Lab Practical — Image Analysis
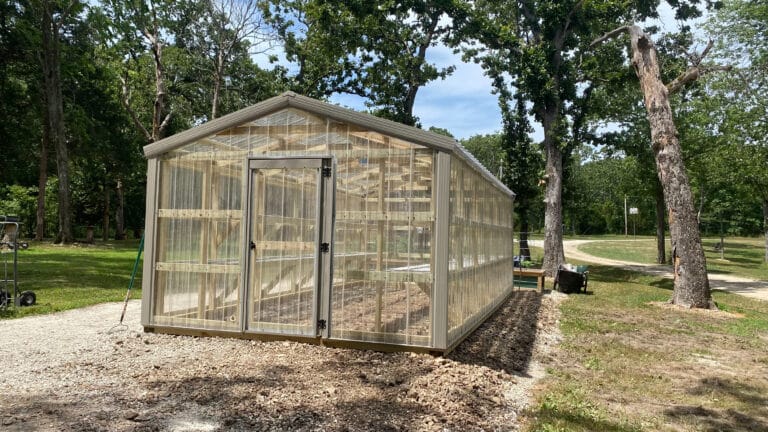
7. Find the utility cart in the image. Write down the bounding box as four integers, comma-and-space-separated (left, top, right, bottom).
0, 216, 34, 309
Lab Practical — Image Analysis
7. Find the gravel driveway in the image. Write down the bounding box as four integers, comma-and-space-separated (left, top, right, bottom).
0, 290, 564, 431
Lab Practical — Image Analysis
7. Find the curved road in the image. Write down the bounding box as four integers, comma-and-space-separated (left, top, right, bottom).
531, 239, 768, 302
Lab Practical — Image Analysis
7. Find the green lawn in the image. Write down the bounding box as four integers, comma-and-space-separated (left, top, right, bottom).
578, 236, 768, 281
0, 240, 143, 318
524, 265, 768, 431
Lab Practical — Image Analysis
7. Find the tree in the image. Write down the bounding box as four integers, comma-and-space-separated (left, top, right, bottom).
263, 0, 461, 125
707, 0, 768, 262
38, 0, 83, 244
461, 133, 504, 178
98, 0, 177, 144
591, 25, 723, 308
461, 0, 641, 275
462, 1, 722, 277
0, 2, 47, 239
177, 0, 275, 120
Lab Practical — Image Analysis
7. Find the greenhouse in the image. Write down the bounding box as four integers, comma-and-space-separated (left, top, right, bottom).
141, 92, 516, 353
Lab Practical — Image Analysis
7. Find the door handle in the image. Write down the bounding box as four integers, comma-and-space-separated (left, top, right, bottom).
249, 240, 256, 251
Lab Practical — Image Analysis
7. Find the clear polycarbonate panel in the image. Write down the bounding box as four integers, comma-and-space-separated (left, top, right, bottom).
330, 136, 434, 346
247, 166, 319, 335
152, 108, 437, 345
152, 155, 243, 330
446, 157, 515, 346
196, 108, 434, 345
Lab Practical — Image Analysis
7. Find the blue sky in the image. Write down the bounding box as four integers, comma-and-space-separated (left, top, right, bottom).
330, 44, 503, 141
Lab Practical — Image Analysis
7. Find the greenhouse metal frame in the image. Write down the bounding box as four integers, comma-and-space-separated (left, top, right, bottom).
141, 92, 516, 353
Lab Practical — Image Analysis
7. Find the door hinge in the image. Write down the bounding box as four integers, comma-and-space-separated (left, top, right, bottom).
320, 242, 330, 253
317, 319, 327, 330
322, 166, 332, 178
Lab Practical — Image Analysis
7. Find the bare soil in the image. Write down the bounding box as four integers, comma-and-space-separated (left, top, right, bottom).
0, 290, 565, 431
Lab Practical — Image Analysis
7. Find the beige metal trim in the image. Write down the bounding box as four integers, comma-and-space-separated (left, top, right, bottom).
431, 152, 451, 350
141, 159, 159, 327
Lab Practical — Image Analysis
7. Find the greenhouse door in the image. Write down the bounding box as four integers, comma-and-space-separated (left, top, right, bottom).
244, 158, 333, 337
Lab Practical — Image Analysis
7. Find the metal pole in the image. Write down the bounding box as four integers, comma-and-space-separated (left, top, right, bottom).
624, 196, 628, 237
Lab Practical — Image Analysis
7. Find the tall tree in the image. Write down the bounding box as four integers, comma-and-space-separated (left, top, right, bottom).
591, 25, 726, 308
462, 1, 720, 276
38, 0, 82, 244
0, 2, 46, 238
462, 1, 636, 275
501, 95, 544, 258
177, 0, 275, 120
99, 0, 177, 144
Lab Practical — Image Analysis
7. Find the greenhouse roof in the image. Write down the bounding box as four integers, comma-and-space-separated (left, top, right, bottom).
143, 92, 513, 197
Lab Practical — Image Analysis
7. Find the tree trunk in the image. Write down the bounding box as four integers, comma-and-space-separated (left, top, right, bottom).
627, 25, 712, 308
541, 109, 565, 276
519, 216, 531, 260
102, 183, 110, 241
115, 179, 125, 240
655, 181, 666, 264
763, 198, 767, 264
36, 118, 49, 241
211, 45, 227, 120
41, 1, 72, 244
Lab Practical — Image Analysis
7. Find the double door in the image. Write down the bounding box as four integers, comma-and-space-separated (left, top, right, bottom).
244, 158, 333, 337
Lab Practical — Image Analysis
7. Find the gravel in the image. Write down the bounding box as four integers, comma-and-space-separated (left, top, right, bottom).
0, 290, 565, 431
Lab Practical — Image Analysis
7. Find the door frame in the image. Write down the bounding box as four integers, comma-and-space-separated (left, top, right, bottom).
240, 156, 334, 338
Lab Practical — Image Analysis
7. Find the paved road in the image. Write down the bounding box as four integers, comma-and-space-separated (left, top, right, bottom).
531, 239, 768, 302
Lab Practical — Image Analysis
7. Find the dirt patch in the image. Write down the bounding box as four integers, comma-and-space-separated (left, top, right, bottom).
647, 301, 745, 319
0, 290, 566, 431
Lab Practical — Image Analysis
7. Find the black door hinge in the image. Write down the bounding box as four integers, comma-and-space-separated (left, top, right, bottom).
320, 242, 330, 253
317, 319, 327, 330
322, 166, 332, 178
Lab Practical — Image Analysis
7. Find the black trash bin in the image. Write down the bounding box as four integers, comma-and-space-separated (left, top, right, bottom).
554, 265, 588, 294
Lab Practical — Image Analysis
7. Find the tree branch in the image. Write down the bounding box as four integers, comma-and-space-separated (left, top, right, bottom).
158, 112, 173, 136
590, 25, 630, 48
666, 40, 731, 94
120, 75, 152, 142
666, 67, 700, 94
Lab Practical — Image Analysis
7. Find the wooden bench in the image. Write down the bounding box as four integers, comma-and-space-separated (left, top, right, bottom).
513, 268, 546, 292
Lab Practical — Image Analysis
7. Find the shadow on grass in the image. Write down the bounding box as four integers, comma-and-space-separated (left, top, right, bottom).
535, 405, 642, 432
649, 278, 674, 291
584, 264, 671, 289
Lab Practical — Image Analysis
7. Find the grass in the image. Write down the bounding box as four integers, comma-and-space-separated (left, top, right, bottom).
0, 240, 143, 319
524, 263, 768, 432
579, 236, 768, 281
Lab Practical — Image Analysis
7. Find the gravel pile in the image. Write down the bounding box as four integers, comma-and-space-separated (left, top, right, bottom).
0, 290, 564, 431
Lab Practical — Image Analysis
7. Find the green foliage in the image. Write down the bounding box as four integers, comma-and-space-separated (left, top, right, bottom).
565, 154, 654, 235
263, 0, 462, 125
461, 133, 504, 178
0, 185, 36, 226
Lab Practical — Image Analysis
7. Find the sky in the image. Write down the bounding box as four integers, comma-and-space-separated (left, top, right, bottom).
330, 45, 503, 141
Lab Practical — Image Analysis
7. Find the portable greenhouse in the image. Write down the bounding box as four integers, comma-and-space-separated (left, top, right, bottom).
141, 92, 515, 353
